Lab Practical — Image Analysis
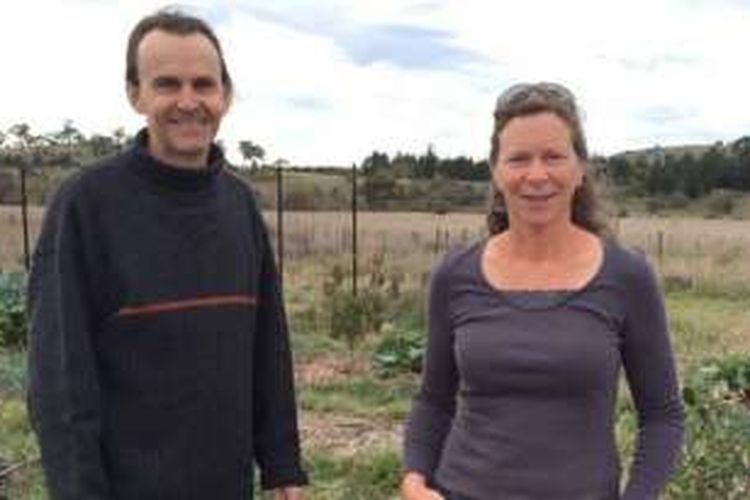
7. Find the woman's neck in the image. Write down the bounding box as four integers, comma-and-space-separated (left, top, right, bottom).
501, 221, 585, 262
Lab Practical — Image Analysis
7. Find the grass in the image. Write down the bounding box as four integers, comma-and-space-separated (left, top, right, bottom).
299, 376, 415, 422
0, 350, 25, 398
2, 209, 750, 498
667, 291, 750, 373
302, 448, 400, 500
0, 206, 43, 273
0, 351, 44, 499
2, 288, 749, 498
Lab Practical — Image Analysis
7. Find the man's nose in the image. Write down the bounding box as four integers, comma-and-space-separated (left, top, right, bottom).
176, 86, 200, 110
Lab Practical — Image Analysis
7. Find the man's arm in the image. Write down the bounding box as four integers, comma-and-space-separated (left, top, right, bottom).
250, 207, 308, 491
27, 194, 112, 500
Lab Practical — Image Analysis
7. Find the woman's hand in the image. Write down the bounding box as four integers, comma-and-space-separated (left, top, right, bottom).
401, 472, 445, 500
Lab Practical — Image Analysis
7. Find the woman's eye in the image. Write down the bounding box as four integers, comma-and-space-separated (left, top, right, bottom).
506, 155, 528, 165
545, 153, 567, 162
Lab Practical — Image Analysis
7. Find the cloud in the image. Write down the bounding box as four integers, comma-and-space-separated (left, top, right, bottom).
284, 95, 331, 111
638, 106, 696, 126
236, 3, 482, 70
1, 0, 749, 165
614, 55, 700, 73
340, 24, 482, 70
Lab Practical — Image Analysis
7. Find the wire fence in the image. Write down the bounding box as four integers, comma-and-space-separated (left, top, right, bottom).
4, 165, 750, 297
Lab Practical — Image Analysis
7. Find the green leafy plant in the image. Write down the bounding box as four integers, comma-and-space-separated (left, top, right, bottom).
682, 353, 750, 409
667, 354, 750, 499
372, 324, 425, 378
322, 256, 400, 357
0, 273, 27, 349
327, 289, 368, 354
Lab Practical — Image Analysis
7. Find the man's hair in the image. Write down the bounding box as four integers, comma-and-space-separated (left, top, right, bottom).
125, 9, 233, 95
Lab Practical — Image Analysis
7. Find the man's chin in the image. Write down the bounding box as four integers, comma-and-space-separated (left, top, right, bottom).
171, 140, 212, 158
155, 143, 212, 168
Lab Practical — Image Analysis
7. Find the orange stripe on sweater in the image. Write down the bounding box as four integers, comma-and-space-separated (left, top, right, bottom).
116, 295, 258, 317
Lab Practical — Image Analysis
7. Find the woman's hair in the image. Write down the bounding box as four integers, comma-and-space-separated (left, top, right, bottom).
486, 82, 609, 235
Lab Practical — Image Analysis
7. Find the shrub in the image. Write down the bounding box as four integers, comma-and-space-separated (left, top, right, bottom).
667, 354, 750, 499
327, 289, 369, 353
372, 324, 425, 377
683, 354, 750, 408
704, 190, 738, 218
0, 272, 27, 349
322, 254, 406, 355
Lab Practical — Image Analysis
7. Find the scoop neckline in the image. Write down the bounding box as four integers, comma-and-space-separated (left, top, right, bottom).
474, 236, 609, 311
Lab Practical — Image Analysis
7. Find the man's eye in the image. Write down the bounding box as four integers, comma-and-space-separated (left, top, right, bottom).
153, 78, 180, 90
194, 78, 217, 91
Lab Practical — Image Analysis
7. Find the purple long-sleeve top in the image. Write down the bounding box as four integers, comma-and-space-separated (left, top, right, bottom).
404, 238, 684, 500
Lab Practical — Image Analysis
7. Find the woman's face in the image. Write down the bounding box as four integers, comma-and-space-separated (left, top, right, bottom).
493, 111, 584, 231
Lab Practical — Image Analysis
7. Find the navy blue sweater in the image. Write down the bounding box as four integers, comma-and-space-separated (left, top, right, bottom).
27, 131, 306, 499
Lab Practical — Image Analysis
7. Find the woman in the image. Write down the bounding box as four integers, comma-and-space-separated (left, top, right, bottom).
401, 82, 684, 500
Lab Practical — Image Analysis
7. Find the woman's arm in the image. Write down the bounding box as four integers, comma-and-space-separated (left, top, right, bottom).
620, 253, 685, 499
403, 257, 459, 488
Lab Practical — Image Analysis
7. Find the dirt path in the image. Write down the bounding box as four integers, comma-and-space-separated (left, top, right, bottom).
299, 411, 403, 457
295, 355, 405, 456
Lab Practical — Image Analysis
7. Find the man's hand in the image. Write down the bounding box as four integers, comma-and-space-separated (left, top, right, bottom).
400, 472, 445, 500
271, 486, 304, 499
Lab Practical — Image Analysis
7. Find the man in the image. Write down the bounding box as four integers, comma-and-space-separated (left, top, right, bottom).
27, 10, 306, 500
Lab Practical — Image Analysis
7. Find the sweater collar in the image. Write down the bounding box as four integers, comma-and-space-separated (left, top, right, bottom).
127, 128, 225, 191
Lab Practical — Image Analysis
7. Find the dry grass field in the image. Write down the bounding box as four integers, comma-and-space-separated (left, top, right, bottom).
0, 206, 43, 273
3, 204, 750, 289
5, 204, 749, 365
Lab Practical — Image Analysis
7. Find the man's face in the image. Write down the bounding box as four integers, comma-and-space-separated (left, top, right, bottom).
128, 29, 229, 168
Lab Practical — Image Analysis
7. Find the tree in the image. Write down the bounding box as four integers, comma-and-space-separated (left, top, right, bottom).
415, 144, 438, 179
111, 127, 130, 151
9, 123, 32, 146
271, 158, 289, 169
730, 137, 750, 190
54, 120, 84, 148
361, 151, 390, 175
238, 140, 265, 169
87, 134, 118, 159
0, 130, 6, 165
363, 171, 399, 209
701, 147, 733, 190
606, 156, 634, 186
8, 123, 46, 165
438, 155, 486, 181
49, 119, 85, 166
731, 136, 750, 159
391, 152, 418, 178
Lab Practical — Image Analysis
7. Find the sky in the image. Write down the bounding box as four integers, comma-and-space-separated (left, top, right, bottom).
1, 0, 749, 166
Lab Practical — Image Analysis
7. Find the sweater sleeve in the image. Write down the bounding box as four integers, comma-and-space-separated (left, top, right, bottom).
403, 256, 458, 480
619, 253, 685, 500
250, 207, 308, 490
26, 194, 113, 500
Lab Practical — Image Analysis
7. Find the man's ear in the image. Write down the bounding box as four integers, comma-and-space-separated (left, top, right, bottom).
127, 83, 142, 113
221, 87, 232, 115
